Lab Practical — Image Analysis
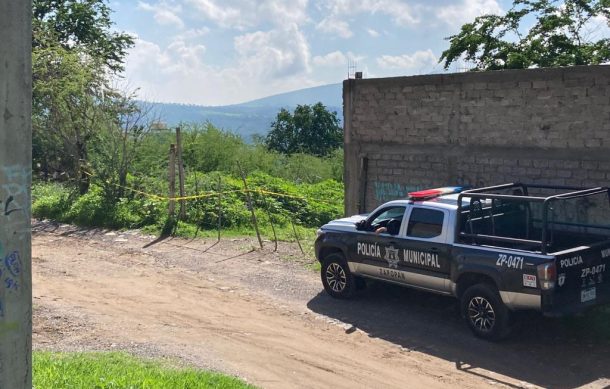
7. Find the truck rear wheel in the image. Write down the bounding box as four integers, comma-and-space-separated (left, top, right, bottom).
321, 253, 356, 299
461, 283, 511, 341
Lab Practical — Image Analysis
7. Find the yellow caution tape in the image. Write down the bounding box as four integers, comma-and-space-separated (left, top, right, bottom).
81, 170, 340, 205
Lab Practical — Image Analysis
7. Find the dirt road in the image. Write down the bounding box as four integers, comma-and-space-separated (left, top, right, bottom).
32, 221, 610, 389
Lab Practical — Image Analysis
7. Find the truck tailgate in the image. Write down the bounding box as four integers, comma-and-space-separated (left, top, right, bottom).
542, 241, 610, 316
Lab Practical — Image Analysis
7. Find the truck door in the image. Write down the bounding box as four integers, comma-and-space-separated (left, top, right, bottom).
394, 206, 452, 292
349, 205, 408, 278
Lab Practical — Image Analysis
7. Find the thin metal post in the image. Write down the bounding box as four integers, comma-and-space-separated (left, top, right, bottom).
176, 126, 186, 220
291, 221, 304, 254
217, 176, 222, 242
261, 191, 278, 252
237, 162, 263, 250
168, 144, 176, 218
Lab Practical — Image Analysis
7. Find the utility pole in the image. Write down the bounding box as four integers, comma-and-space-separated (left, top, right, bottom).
0, 1, 32, 387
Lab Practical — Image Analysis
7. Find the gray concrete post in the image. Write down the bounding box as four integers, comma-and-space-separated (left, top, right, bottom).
0, 0, 32, 387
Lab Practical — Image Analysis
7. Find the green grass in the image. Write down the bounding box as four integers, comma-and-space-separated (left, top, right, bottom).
33, 351, 255, 389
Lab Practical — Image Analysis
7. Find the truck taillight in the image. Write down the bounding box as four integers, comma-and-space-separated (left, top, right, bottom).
537, 262, 556, 290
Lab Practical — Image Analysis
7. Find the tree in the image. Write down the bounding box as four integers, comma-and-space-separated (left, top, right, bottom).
33, 0, 133, 72
32, 41, 103, 192
440, 0, 610, 70
32, 0, 137, 194
265, 103, 343, 157
89, 95, 156, 199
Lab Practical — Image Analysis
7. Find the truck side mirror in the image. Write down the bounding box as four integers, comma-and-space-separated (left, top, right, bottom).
355, 220, 368, 231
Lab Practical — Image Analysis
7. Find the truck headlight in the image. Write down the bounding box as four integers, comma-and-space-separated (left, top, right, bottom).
316, 229, 324, 238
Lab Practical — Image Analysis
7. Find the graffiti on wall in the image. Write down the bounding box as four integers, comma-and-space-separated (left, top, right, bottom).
373, 181, 422, 202
0, 164, 30, 320
1, 165, 29, 219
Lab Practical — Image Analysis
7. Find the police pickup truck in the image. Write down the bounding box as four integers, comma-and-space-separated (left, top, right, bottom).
315, 183, 610, 340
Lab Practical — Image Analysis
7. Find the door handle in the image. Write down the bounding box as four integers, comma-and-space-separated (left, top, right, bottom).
430, 247, 439, 253
389, 241, 397, 246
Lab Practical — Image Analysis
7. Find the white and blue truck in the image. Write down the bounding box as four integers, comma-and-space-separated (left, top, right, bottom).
315, 183, 610, 340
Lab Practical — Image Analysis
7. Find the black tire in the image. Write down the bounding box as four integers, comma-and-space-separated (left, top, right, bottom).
461, 283, 511, 341
321, 253, 356, 299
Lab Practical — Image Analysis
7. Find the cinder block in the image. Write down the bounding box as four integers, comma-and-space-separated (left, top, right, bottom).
532, 81, 548, 89
346, 67, 610, 209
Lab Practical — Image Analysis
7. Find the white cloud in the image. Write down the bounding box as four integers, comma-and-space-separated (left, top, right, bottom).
313, 51, 347, 67
314, 0, 418, 38
312, 51, 365, 67
234, 25, 311, 79
437, 0, 503, 27
187, 0, 309, 29
316, 17, 353, 38
366, 28, 380, 37
377, 49, 437, 71
181, 27, 211, 39
582, 14, 610, 42
125, 38, 224, 104
124, 23, 321, 106
137, 1, 184, 28
186, 0, 241, 28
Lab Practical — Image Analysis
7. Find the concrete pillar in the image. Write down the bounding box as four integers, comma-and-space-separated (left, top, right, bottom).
343, 78, 360, 216
0, 0, 32, 387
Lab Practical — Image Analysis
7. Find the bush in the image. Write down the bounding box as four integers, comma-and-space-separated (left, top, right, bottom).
32, 182, 73, 221
33, 122, 346, 234
33, 169, 344, 234
132, 123, 344, 184
65, 185, 108, 226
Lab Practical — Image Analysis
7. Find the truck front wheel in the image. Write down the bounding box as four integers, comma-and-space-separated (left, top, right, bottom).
321, 253, 356, 299
461, 283, 511, 341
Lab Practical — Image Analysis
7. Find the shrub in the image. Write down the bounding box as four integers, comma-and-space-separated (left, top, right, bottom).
32, 182, 74, 221
33, 169, 344, 233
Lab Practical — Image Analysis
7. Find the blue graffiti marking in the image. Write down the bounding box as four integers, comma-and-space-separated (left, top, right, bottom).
4, 277, 18, 291
0, 300, 3, 318
373, 182, 422, 202
4, 251, 21, 277
374, 182, 405, 202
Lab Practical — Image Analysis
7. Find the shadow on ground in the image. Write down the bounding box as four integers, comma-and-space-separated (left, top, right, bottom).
307, 281, 610, 388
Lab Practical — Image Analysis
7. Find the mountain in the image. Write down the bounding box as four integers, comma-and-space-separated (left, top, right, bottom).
235, 83, 341, 108
143, 83, 343, 140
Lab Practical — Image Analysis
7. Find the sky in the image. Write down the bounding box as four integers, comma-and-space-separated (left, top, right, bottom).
110, 0, 515, 106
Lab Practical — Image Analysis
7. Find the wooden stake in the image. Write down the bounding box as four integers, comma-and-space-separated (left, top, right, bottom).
261, 190, 278, 252
191, 171, 201, 240
291, 220, 304, 254
168, 144, 176, 218
217, 175, 222, 242
237, 161, 263, 250
176, 126, 186, 220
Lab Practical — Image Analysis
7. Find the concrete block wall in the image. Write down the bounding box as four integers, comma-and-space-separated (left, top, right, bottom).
343, 65, 610, 215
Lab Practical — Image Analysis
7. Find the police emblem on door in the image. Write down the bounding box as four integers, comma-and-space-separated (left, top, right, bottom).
558, 273, 566, 287
384, 246, 400, 269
